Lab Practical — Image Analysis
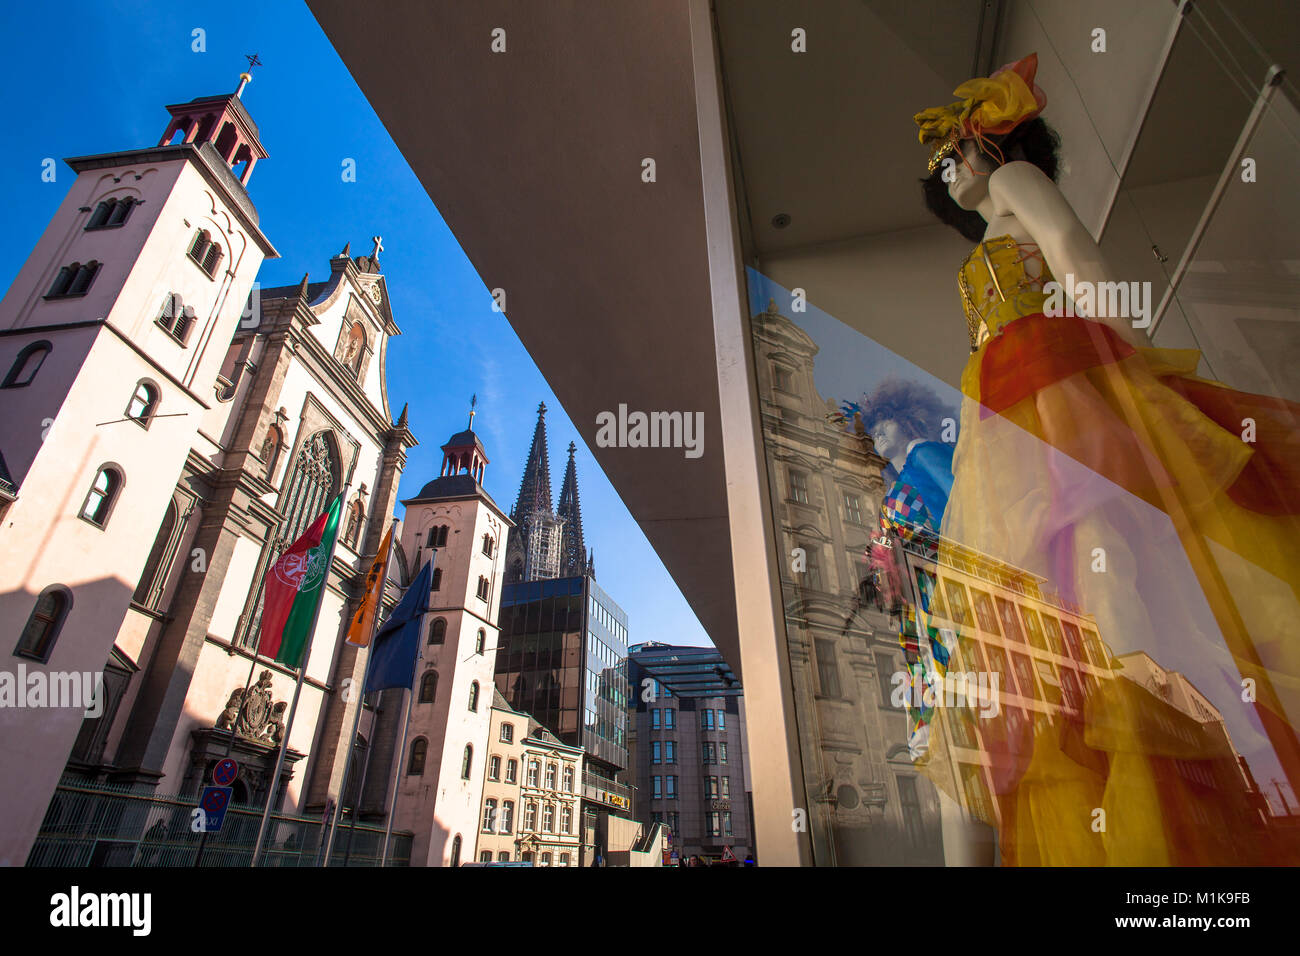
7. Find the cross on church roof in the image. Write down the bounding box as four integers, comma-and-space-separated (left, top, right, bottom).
371, 236, 384, 260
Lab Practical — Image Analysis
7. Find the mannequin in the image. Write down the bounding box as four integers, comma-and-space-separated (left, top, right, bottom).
908, 54, 1300, 866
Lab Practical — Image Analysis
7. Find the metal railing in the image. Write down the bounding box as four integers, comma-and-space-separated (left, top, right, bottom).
27, 777, 412, 867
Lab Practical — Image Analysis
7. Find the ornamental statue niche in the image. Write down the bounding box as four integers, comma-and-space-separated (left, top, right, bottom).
215, 670, 284, 743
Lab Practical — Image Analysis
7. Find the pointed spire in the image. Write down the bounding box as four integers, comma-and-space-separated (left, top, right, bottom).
396, 402, 409, 428
511, 403, 553, 520
339, 241, 351, 258
297, 272, 310, 299
468, 393, 477, 430
586, 548, 596, 579
557, 441, 587, 576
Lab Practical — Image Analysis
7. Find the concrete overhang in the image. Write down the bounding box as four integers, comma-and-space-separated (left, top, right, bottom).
305, 0, 993, 678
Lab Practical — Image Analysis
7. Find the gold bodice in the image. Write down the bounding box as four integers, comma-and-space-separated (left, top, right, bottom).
958, 235, 1055, 351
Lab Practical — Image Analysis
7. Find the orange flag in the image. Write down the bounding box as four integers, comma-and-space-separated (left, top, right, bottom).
346, 525, 393, 646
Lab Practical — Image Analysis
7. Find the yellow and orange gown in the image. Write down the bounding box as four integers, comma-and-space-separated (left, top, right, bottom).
917, 235, 1300, 865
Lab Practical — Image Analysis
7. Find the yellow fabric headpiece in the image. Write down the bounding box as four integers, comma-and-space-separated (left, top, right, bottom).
915, 53, 1047, 172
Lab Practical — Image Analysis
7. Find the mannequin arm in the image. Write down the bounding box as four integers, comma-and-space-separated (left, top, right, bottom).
988, 161, 1150, 348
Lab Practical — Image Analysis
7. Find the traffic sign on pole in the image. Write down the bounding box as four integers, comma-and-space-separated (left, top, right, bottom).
195, 786, 234, 833
213, 758, 239, 787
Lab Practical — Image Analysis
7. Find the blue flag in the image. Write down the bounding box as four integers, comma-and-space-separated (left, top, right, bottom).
365, 556, 433, 693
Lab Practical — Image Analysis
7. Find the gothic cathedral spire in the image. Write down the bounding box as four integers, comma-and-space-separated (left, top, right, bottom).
557, 441, 587, 577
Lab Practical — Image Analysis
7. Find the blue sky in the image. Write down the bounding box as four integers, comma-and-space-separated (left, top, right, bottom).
1, 0, 712, 647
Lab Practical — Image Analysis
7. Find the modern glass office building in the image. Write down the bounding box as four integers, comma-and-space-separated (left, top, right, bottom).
495, 574, 631, 780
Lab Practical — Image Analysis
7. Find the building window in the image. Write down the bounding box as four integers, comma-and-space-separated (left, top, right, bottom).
560, 852, 570, 867
524, 802, 537, 831
85, 197, 137, 230
723, 811, 733, 836
476, 576, 490, 602
708, 811, 721, 837
814, 638, 842, 698
427, 524, 449, 548
479, 850, 492, 863
522, 851, 534, 864
562, 805, 573, 834
664, 740, 676, 763
705, 776, 718, 798
407, 738, 427, 775
431, 567, 443, 591
481, 533, 494, 557
483, 799, 498, 833
488, 755, 501, 780
125, 380, 160, 427
772, 364, 794, 392
500, 801, 514, 833
703, 742, 715, 765
132, 499, 181, 610
154, 292, 195, 344
46, 260, 101, 298
527, 760, 539, 787
789, 469, 810, 505
719, 742, 728, 764
418, 669, 438, 703
461, 744, 473, 779
543, 802, 555, 832
279, 431, 339, 546
666, 776, 677, 800
15, 586, 73, 663
449, 835, 462, 868
716, 709, 726, 731
475, 629, 486, 655
498, 851, 511, 863
843, 492, 864, 524
653, 776, 662, 799
79, 465, 124, 528
500, 723, 514, 743
563, 765, 574, 792
801, 543, 823, 591
506, 759, 517, 784
540, 851, 552, 867
188, 229, 224, 278
665, 708, 675, 730
721, 775, 730, 798
468, 681, 480, 712
544, 763, 557, 790
652, 741, 661, 764
651, 708, 661, 730
701, 709, 714, 731
2, 340, 52, 388
428, 617, 447, 645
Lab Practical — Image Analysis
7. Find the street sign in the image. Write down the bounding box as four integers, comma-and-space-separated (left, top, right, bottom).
196, 786, 234, 832
212, 757, 239, 787
720, 845, 738, 863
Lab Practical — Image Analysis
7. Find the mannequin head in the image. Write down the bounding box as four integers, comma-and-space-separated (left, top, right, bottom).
920, 117, 1062, 241
861, 378, 956, 462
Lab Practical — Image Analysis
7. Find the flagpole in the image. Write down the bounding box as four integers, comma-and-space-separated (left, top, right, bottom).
380, 548, 435, 867
250, 487, 350, 867
324, 517, 398, 866
379, 685, 416, 867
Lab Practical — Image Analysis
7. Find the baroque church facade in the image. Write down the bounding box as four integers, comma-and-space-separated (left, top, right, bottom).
0, 74, 419, 864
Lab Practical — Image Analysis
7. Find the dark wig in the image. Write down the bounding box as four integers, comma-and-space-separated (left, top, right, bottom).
859, 377, 958, 445
920, 117, 1062, 242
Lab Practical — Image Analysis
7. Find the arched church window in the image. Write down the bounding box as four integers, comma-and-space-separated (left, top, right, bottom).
345, 498, 365, 549
419, 670, 438, 703
16, 585, 73, 663
80, 465, 124, 528
2, 340, 52, 388
407, 737, 427, 776
279, 431, 339, 547
126, 380, 160, 427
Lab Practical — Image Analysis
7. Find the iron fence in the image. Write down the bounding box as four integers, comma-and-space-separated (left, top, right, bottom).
27, 778, 411, 867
